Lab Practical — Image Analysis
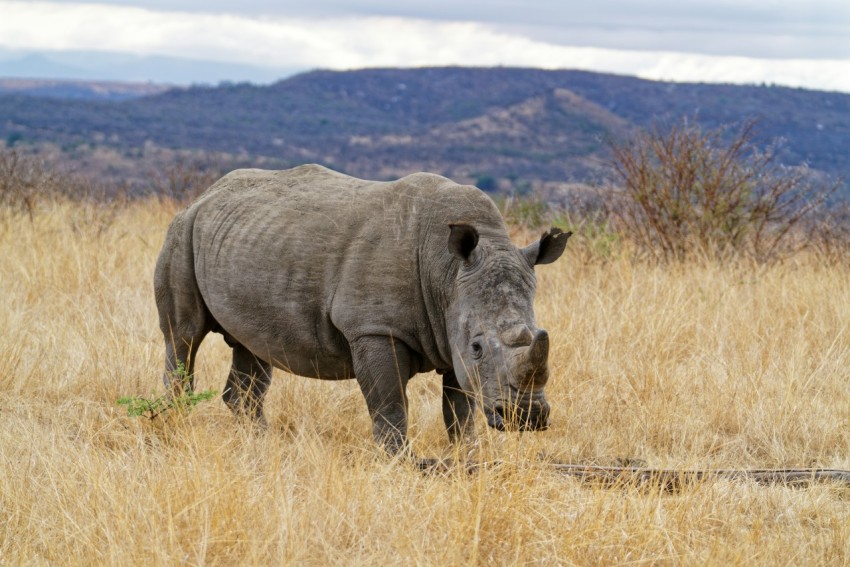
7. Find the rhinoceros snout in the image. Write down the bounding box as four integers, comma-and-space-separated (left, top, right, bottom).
487, 399, 550, 432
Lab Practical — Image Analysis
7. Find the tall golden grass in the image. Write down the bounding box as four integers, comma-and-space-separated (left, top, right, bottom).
2, 197, 849, 565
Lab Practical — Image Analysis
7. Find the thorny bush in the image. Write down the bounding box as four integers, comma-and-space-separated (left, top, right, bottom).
606, 119, 840, 263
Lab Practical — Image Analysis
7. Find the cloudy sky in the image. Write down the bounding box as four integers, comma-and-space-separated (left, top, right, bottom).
0, 0, 849, 91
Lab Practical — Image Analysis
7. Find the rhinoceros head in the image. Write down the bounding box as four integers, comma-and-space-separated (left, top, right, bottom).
446, 224, 570, 432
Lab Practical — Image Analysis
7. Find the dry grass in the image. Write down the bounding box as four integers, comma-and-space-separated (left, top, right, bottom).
2, 198, 850, 565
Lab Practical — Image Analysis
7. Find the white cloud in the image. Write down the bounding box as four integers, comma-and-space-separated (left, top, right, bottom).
1, 0, 849, 91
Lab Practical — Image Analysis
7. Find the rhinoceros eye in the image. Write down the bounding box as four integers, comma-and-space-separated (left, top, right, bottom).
471, 341, 483, 359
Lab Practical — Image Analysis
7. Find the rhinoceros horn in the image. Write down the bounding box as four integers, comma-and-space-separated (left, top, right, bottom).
529, 329, 549, 372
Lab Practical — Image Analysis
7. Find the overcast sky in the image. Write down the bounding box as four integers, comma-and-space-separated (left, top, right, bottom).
1, 0, 849, 91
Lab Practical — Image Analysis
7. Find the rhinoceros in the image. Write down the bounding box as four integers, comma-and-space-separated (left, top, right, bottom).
154, 164, 569, 460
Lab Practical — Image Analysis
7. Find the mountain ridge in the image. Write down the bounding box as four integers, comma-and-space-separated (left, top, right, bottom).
1, 66, 847, 192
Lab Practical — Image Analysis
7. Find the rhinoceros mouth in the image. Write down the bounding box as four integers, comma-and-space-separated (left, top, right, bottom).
485, 400, 550, 432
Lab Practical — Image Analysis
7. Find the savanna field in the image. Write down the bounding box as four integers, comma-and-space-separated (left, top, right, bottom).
2, 194, 850, 565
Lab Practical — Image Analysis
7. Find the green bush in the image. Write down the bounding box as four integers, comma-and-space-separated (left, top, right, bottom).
552, 211, 621, 263
495, 193, 549, 229
118, 361, 218, 419
475, 174, 497, 192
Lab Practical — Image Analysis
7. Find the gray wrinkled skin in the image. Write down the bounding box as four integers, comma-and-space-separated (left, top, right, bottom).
154, 164, 570, 460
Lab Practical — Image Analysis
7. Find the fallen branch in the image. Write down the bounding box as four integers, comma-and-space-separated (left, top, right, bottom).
461, 460, 850, 490
545, 463, 850, 490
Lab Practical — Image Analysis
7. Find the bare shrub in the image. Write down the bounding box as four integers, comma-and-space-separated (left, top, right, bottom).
149, 155, 222, 203
1, 148, 128, 216
0, 148, 62, 220
807, 200, 850, 265
606, 119, 838, 262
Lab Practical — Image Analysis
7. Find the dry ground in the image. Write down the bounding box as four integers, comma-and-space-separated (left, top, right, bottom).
2, 198, 849, 565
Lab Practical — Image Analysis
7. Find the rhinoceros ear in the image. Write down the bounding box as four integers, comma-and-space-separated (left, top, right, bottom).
523, 227, 571, 266
448, 223, 479, 262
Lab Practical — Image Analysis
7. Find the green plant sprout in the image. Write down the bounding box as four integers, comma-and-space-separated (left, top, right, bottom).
117, 361, 218, 419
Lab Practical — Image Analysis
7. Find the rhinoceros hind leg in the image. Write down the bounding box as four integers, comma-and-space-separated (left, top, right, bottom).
155, 217, 211, 396
156, 289, 210, 396
223, 342, 272, 426
162, 334, 207, 395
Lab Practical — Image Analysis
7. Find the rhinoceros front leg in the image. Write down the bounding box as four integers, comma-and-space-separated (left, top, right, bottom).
441, 370, 476, 444
223, 343, 272, 427
350, 335, 412, 457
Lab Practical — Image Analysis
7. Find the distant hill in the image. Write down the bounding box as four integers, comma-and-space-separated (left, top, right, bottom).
1, 67, 848, 193
0, 78, 172, 101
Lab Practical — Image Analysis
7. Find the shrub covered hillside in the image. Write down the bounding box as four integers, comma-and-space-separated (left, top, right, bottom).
3, 67, 850, 195
2, 134, 850, 564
